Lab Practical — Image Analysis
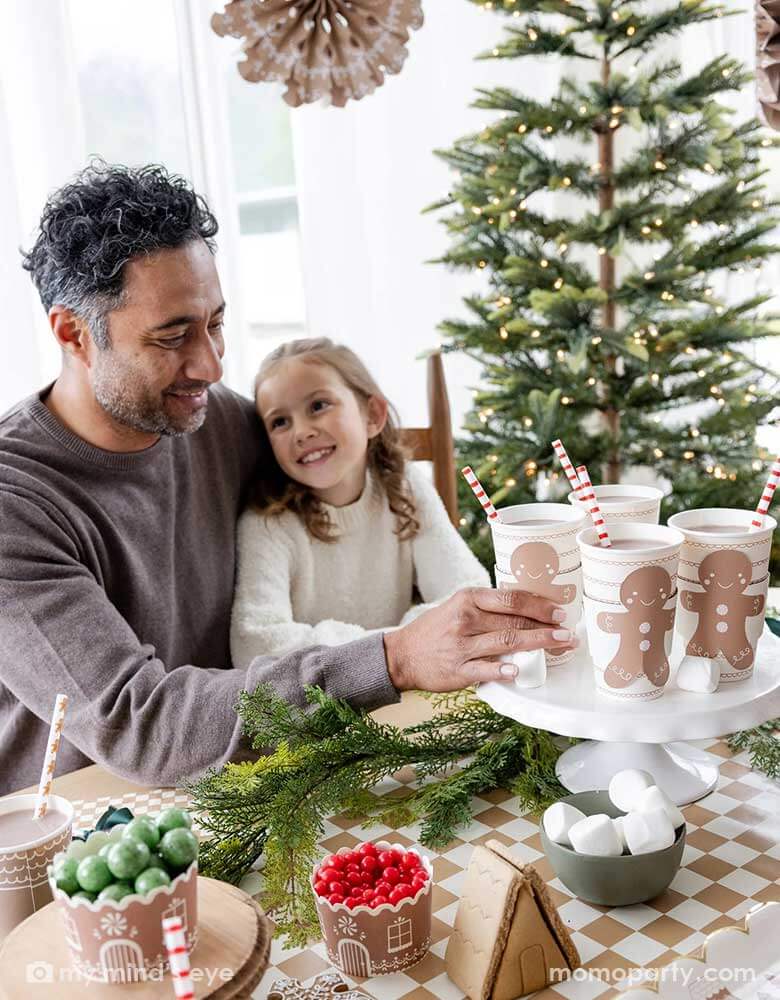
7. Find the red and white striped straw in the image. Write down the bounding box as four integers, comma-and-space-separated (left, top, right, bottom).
163, 916, 195, 999
33, 693, 68, 820
461, 466, 499, 520
551, 440, 588, 497
576, 463, 592, 489
576, 465, 612, 547
750, 455, 780, 530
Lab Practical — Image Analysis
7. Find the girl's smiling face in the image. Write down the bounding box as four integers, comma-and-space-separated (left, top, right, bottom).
257, 356, 387, 507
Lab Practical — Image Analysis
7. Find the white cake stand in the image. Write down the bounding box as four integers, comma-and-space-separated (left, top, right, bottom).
478, 626, 780, 805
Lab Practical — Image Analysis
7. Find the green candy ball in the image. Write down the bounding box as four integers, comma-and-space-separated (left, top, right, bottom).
146, 852, 168, 872
98, 881, 134, 902
106, 839, 151, 881
53, 857, 80, 895
98, 844, 113, 859
76, 855, 113, 894
123, 816, 161, 851
135, 867, 171, 895
72, 890, 97, 902
158, 828, 198, 871
156, 808, 192, 836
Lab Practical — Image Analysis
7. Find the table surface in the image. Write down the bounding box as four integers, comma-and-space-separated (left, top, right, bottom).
7, 697, 780, 1000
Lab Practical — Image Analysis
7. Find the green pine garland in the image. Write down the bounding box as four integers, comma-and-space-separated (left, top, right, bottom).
188, 685, 569, 946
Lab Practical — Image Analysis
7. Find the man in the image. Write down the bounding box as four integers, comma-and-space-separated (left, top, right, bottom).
0, 162, 575, 795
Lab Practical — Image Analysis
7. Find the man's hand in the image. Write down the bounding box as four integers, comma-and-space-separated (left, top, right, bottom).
383, 587, 577, 692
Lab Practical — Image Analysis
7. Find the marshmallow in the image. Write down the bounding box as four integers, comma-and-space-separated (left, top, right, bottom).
635, 785, 685, 831
503, 649, 547, 688
543, 802, 587, 847
608, 769, 655, 813
623, 808, 675, 855
568, 814, 623, 857
612, 815, 628, 853
676, 655, 720, 693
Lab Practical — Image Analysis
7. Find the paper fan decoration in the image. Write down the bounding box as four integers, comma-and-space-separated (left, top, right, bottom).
757, 0, 780, 128
211, 0, 424, 108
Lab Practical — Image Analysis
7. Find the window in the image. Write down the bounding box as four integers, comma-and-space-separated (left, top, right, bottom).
387, 917, 413, 953
65, 0, 306, 386
209, 0, 307, 367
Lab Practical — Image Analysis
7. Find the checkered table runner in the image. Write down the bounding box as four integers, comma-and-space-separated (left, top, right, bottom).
70, 738, 780, 1000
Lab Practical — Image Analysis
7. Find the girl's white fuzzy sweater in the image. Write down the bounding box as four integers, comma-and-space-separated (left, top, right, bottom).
230, 463, 490, 665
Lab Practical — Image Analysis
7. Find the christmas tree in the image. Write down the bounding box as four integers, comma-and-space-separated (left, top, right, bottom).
431, 0, 780, 573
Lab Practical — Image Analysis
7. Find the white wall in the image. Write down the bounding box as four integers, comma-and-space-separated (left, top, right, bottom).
291, 1, 560, 428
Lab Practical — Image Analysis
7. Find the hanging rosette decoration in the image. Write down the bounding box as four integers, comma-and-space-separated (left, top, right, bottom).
211, 0, 424, 108
756, 0, 780, 128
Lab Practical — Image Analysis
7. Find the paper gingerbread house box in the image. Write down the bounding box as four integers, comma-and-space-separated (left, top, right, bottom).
445, 839, 580, 1000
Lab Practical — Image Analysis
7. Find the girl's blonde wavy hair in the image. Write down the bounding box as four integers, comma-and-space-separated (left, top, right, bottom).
252, 337, 420, 543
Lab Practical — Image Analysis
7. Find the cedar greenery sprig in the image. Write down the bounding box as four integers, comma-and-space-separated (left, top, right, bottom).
187, 684, 568, 946
727, 718, 780, 778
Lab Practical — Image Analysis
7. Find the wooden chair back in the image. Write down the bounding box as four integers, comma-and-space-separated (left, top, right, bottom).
399, 352, 459, 527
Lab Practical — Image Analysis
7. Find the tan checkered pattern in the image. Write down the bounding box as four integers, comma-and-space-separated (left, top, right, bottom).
70, 738, 780, 1000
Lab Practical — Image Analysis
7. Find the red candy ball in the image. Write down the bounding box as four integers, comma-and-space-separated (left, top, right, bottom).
382, 866, 400, 885
329, 893, 345, 905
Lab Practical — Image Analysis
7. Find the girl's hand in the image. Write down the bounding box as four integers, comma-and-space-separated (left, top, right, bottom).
382, 587, 576, 692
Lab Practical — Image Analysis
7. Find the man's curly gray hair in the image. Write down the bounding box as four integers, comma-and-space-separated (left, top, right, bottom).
21, 159, 219, 349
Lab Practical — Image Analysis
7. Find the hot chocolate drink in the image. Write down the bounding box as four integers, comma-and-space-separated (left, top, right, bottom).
686, 524, 745, 534
594, 493, 650, 504
0, 808, 68, 848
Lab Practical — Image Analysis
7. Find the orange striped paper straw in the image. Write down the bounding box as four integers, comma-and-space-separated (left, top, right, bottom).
462, 466, 499, 520
750, 455, 780, 530
163, 916, 195, 999
576, 465, 612, 547
551, 439, 588, 498
33, 693, 68, 820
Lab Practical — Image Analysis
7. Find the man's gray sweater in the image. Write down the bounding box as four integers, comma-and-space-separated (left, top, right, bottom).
0, 385, 397, 795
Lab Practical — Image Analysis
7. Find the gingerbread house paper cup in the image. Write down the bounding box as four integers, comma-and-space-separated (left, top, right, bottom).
48, 860, 198, 984
495, 565, 581, 667
0, 794, 73, 943
490, 503, 588, 577
584, 592, 678, 700
668, 509, 776, 684
312, 843, 432, 978
567, 484, 663, 525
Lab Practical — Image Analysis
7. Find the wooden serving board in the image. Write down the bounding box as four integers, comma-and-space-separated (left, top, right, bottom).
0, 877, 271, 999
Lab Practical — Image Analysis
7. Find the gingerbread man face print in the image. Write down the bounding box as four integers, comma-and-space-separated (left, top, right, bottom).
596, 566, 675, 690
680, 550, 764, 671
509, 542, 576, 604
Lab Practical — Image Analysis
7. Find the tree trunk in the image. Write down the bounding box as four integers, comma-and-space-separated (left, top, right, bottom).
598, 56, 621, 484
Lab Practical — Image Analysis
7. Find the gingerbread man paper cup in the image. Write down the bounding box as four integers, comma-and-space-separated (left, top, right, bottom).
668, 509, 776, 685
584, 592, 678, 700
567, 484, 663, 525
578, 524, 684, 702
495, 564, 581, 667
489, 503, 588, 579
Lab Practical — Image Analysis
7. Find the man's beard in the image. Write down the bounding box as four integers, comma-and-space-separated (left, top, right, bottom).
92, 349, 208, 437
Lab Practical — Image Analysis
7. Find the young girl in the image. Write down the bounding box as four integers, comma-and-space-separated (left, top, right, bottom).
230, 337, 490, 666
